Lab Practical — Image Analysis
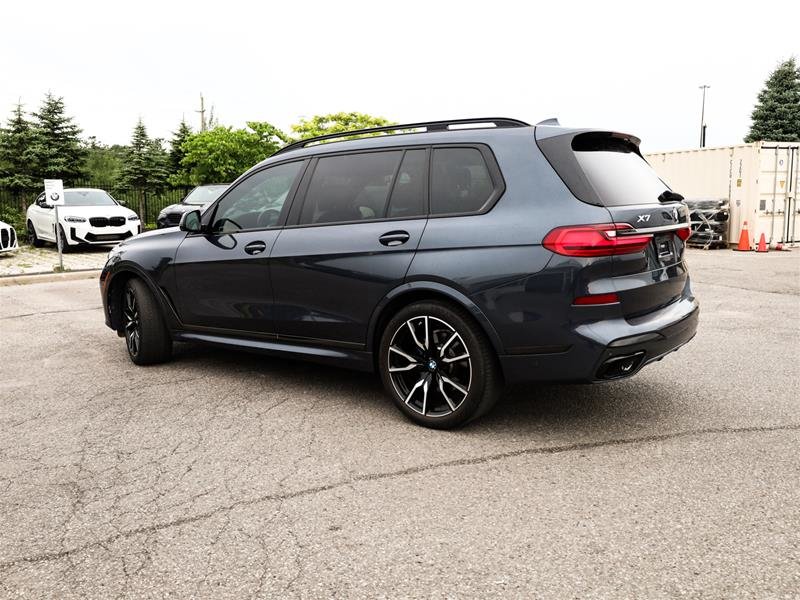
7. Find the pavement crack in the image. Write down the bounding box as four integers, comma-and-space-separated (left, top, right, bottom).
1, 422, 797, 570
692, 279, 799, 296
0, 306, 103, 320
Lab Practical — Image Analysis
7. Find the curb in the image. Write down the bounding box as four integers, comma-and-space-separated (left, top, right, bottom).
0, 269, 101, 287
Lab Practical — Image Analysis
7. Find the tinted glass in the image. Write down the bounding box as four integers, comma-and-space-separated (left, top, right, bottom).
299, 151, 402, 225
63, 190, 116, 206
387, 150, 427, 218
430, 148, 493, 214
184, 185, 228, 205
573, 136, 668, 206
212, 162, 302, 233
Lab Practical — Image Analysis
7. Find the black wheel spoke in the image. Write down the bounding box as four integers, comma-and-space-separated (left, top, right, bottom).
124, 288, 141, 358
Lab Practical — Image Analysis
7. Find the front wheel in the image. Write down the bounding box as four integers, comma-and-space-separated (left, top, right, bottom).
379, 301, 502, 429
57, 225, 72, 253
123, 278, 173, 365
27, 221, 44, 247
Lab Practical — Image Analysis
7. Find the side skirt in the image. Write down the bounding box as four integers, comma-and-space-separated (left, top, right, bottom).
172, 331, 375, 372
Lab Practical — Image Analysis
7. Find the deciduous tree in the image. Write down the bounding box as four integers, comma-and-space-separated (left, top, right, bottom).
291, 112, 396, 140
180, 122, 289, 184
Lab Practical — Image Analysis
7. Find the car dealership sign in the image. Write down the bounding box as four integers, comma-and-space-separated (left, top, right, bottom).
44, 179, 65, 206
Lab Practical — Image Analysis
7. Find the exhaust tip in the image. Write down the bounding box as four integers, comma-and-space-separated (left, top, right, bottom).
597, 351, 645, 380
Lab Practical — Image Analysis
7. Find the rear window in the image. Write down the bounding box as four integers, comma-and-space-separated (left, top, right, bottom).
538, 131, 669, 207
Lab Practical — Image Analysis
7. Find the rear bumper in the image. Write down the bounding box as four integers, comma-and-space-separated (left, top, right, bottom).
499, 295, 699, 384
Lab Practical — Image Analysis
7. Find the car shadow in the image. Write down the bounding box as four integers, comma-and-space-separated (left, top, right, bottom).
168, 342, 679, 438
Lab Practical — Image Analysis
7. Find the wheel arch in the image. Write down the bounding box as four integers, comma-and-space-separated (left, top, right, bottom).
105, 264, 179, 332
366, 282, 505, 358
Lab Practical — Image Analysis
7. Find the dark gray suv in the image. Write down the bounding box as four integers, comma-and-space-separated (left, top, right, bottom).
100, 118, 698, 428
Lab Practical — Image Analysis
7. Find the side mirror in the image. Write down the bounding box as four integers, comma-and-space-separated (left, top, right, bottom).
179, 209, 203, 233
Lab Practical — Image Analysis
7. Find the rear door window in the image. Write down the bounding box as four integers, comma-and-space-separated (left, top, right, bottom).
299, 151, 402, 225
430, 148, 494, 215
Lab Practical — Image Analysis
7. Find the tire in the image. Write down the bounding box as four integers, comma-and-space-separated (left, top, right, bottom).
57, 225, 72, 253
379, 300, 502, 429
27, 221, 44, 247
122, 278, 173, 365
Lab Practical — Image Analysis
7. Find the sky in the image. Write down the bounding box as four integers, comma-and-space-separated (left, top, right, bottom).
1, 0, 798, 153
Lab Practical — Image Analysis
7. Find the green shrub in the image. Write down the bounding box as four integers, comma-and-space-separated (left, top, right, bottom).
0, 205, 27, 242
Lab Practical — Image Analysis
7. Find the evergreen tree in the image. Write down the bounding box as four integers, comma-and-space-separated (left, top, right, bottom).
84, 136, 127, 184
120, 119, 168, 191
30, 92, 87, 182
0, 103, 38, 194
745, 58, 800, 142
168, 119, 193, 186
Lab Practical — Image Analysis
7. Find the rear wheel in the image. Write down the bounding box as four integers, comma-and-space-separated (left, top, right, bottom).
379, 301, 502, 429
123, 278, 172, 365
27, 221, 43, 247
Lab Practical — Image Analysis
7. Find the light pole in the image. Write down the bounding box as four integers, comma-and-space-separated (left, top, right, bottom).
699, 85, 710, 147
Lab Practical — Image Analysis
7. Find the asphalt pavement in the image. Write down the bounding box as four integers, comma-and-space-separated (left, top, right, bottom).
0, 248, 798, 598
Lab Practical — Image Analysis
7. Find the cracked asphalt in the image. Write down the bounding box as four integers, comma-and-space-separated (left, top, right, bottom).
0, 248, 798, 598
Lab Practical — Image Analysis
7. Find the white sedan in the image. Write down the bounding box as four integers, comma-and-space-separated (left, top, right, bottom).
0, 220, 19, 253
26, 188, 141, 248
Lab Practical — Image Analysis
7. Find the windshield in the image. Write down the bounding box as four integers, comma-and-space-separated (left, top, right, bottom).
184, 185, 228, 205
63, 190, 117, 206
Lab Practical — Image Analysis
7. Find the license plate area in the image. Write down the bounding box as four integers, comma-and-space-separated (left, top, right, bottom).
654, 234, 674, 259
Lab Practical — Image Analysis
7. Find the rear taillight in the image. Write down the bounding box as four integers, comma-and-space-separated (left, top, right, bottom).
675, 226, 692, 241
542, 223, 652, 257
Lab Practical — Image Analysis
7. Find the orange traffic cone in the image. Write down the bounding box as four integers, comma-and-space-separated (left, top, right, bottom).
756, 233, 768, 252
734, 221, 751, 251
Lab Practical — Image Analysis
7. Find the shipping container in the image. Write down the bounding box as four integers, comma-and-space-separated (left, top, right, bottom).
645, 141, 800, 247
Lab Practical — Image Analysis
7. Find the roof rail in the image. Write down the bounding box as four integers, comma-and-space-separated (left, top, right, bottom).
272, 117, 531, 156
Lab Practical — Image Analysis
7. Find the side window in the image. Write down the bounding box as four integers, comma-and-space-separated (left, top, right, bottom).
212, 161, 303, 233
387, 149, 427, 219
299, 151, 402, 225
430, 148, 494, 215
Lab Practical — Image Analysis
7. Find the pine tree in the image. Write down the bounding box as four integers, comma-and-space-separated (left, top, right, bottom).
0, 103, 38, 194
120, 119, 168, 190
30, 92, 87, 182
745, 58, 800, 142
168, 119, 193, 185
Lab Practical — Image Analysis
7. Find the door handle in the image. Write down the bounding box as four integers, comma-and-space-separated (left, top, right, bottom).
244, 241, 267, 255
379, 230, 410, 247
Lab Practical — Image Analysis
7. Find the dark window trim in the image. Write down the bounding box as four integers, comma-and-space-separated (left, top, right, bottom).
199, 158, 310, 236
282, 142, 503, 230
385, 147, 429, 220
